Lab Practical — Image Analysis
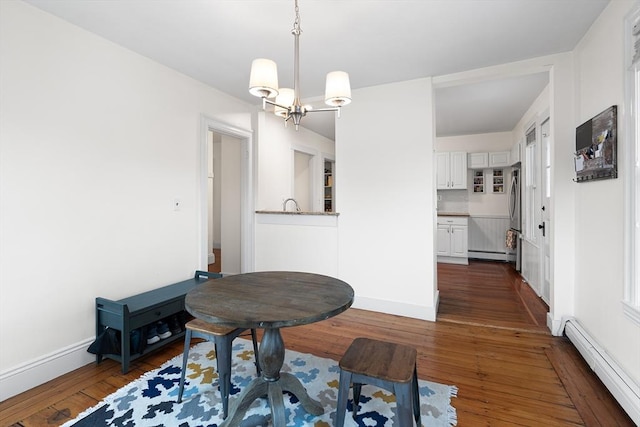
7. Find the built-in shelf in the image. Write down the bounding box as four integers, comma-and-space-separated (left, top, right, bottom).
492, 169, 504, 193
324, 160, 334, 212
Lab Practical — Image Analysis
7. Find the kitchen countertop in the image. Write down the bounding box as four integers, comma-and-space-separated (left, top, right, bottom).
437, 212, 470, 217
256, 210, 339, 216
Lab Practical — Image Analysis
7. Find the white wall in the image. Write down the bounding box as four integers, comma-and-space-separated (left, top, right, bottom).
0, 0, 253, 399
572, 0, 640, 385
436, 132, 514, 216
337, 78, 438, 320
435, 131, 514, 153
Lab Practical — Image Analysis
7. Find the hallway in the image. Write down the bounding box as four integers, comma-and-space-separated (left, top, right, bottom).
437, 260, 548, 332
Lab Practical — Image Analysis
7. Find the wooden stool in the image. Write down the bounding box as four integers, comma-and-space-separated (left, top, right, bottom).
177, 318, 261, 419
336, 337, 420, 426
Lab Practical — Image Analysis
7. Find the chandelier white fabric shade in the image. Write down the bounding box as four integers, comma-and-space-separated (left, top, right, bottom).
325, 71, 352, 107
249, 58, 279, 99
247, 0, 351, 130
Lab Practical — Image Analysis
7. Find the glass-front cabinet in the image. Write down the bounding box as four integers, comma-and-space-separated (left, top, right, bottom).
492, 169, 504, 193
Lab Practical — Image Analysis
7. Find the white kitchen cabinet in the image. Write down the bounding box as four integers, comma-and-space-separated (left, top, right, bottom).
468, 151, 509, 168
436, 152, 467, 190
489, 151, 510, 167
468, 152, 488, 169
510, 140, 521, 165
437, 216, 469, 264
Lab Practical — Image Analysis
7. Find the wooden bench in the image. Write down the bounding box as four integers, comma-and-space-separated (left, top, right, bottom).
95, 270, 217, 373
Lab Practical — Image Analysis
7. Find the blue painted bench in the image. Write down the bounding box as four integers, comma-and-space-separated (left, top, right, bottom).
95, 270, 220, 373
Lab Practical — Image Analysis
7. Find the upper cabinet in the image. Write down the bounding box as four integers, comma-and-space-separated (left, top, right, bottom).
489, 151, 510, 167
468, 152, 488, 169
467, 151, 510, 169
437, 152, 467, 190
510, 140, 522, 165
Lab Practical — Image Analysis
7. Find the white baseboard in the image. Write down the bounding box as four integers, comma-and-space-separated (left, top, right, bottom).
436, 256, 468, 265
563, 318, 640, 425
352, 295, 437, 322
0, 338, 95, 402
468, 251, 514, 262
548, 313, 562, 336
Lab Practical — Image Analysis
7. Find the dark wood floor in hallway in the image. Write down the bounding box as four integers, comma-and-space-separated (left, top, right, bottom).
0, 261, 634, 426
437, 260, 549, 331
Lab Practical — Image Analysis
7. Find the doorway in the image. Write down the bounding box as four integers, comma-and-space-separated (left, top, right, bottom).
433, 68, 551, 327
199, 117, 254, 273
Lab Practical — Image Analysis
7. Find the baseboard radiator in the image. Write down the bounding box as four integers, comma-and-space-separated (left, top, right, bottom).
468, 216, 514, 262
563, 318, 640, 424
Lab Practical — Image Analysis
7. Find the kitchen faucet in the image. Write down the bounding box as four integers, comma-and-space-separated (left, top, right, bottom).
283, 198, 301, 212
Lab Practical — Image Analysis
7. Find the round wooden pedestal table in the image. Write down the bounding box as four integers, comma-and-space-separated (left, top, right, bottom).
185, 271, 354, 427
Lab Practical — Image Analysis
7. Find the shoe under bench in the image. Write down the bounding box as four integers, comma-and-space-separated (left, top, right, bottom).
95, 270, 219, 373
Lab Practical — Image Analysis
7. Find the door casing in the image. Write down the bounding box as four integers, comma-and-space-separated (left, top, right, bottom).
198, 116, 254, 272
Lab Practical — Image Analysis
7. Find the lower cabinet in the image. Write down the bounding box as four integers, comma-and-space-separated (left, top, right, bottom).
437, 216, 469, 264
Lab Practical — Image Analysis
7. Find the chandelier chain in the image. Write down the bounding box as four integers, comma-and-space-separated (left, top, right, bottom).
292, 0, 301, 35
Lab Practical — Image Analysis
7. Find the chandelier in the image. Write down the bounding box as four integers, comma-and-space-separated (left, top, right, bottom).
248, 0, 352, 130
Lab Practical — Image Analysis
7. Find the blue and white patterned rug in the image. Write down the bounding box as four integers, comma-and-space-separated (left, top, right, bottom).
64, 339, 457, 426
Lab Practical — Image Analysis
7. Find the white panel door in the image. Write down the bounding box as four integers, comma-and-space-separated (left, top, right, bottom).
522, 123, 542, 295
540, 118, 551, 304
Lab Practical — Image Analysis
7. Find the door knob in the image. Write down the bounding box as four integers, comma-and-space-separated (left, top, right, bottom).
538, 222, 545, 237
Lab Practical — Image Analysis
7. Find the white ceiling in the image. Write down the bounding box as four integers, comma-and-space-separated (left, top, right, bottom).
23, 0, 609, 140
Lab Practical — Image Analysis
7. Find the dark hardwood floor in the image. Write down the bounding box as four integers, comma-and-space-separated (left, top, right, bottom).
208, 248, 222, 273
437, 260, 549, 331
0, 260, 634, 426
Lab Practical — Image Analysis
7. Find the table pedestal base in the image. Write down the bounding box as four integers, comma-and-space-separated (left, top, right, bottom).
220, 328, 324, 427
